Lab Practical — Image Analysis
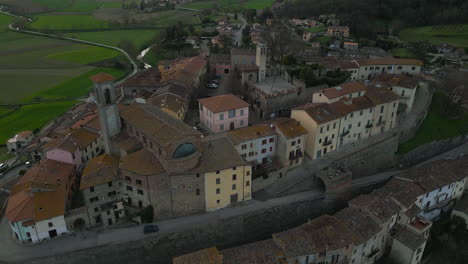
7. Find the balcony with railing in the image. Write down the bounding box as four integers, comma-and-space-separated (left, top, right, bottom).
407, 216, 432, 236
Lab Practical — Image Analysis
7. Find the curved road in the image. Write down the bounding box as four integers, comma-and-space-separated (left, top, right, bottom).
2, 8, 138, 84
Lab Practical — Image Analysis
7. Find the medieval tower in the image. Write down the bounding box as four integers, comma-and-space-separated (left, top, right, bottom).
256, 42, 267, 82
91, 73, 121, 155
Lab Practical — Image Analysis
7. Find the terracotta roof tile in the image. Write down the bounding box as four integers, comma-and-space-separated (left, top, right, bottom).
119, 103, 200, 146
16, 131, 33, 138
120, 68, 161, 88
173, 247, 223, 264
69, 128, 99, 148
148, 93, 186, 114
90, 73, 115, 83
365, 84, 400, 105
321, 82, 366, 99
357, 58, 423, 66
228, 124, 276, 145
271, 118, 307, 139
120, 149, 166, 176
198, 94, 249, 113
81, 154, 120, 190
372, 73, 419, 89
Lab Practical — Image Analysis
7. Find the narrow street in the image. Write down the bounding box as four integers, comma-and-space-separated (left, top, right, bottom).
232, 14, 247, 47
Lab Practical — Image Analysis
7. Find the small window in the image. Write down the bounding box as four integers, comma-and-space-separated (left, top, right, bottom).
261, 148, 267, 153
108, 191, 116, 197
108, 182, 112, 187
216, 199, 220, 204
291, 141, 296, 146
48, 222, 53, 227
246, 181, 250, 186
269, 137, 274, 143
216, 188, 220, 194
233, 167, 236, 170
196, 189, 200, 195
232, 184, 236, 190
232, 174, 237, 180
136, 179, 142, 185
94, 207, 99, 212
216, 170, 220, 174
137, 189, 144, 195
90, 186, 95, 192
262, 139, 267, 145
125, 176, 131, 182
126, 185, 133, 192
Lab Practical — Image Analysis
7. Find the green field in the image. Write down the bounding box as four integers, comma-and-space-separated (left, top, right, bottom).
182, 0, 275, 10
0, 101, 78, 143
148, 10, 201, 26
305, 25, 325, 33
64, 30, 160, 49
33, 0, 70, 10
24, 67, 125, 101
0, 146, 14, 162
48, 45, 121, 64
31, 14, 109, 30
400, 24, 468, 48
391, 48, 416, 58
0, 12, 125, 141
398, 93, 468, 154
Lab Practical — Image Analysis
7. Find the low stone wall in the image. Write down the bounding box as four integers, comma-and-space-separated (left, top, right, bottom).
26, 198, 329, 264
398, 134, 468, 168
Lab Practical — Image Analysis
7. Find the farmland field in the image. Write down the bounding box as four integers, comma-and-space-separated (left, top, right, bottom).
400, 24, 468, 48
64, 30, 160, 49
48, 45, 121, 64
30, 14, 109, 30
0, 101, 78, 143
23, 67, 125, 102
0, 0, 122, 13
181, 0, 275, 11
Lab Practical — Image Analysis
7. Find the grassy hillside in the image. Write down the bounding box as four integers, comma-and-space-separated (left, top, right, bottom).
400, 24, 468, 48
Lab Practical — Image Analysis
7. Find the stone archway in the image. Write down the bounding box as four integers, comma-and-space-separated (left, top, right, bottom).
73, 218, 86, 231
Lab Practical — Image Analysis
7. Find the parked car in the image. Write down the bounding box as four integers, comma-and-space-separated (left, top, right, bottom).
143, 224, 159, 234
25, 161, 31, 168
210, 79, 219, 85
207, 82, 218, 89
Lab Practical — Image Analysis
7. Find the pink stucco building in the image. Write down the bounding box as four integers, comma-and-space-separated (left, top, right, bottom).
198, 94, 249, 133
209, 54, 231, 76
44, 137, 82, 168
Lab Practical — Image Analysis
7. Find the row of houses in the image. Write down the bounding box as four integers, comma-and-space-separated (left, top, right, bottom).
173, 156, 468, 264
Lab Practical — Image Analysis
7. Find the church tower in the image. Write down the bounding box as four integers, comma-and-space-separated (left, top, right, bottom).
90, 73, 121, 155
256, 42, 267, 82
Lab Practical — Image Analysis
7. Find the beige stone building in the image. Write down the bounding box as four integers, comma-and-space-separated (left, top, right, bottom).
353, 58, 423, 80
202, 135, 252, 212
293, 83, 399, 159
272, 118, 307, 168
80, 154, 124, 227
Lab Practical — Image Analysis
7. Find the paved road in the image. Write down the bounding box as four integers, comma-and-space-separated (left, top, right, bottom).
232, 14, 247, 47
0, 164, 26, 189
0, 189, 323, 262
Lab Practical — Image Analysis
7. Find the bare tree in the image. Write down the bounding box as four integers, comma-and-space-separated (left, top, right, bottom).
261, 23, 291, 64
437, 70, 468, 114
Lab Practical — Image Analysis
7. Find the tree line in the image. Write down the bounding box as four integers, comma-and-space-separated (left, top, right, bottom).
277, 0, 468, 38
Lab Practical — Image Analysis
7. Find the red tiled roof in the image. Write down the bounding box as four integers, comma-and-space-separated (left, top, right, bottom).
198, 94, 249, 113
90, 73, 115, 83
321, 82, 366, 99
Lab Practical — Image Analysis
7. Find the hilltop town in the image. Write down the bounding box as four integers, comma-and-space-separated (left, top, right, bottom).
0, 0, 467, 264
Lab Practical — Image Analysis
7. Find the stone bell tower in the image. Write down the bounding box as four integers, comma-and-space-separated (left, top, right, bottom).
90, 73, 121, 155
256, 42, 267, 82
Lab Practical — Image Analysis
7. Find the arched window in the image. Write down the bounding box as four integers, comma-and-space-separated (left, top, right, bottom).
105, 89, 111, 104
173, 143, 197, 159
